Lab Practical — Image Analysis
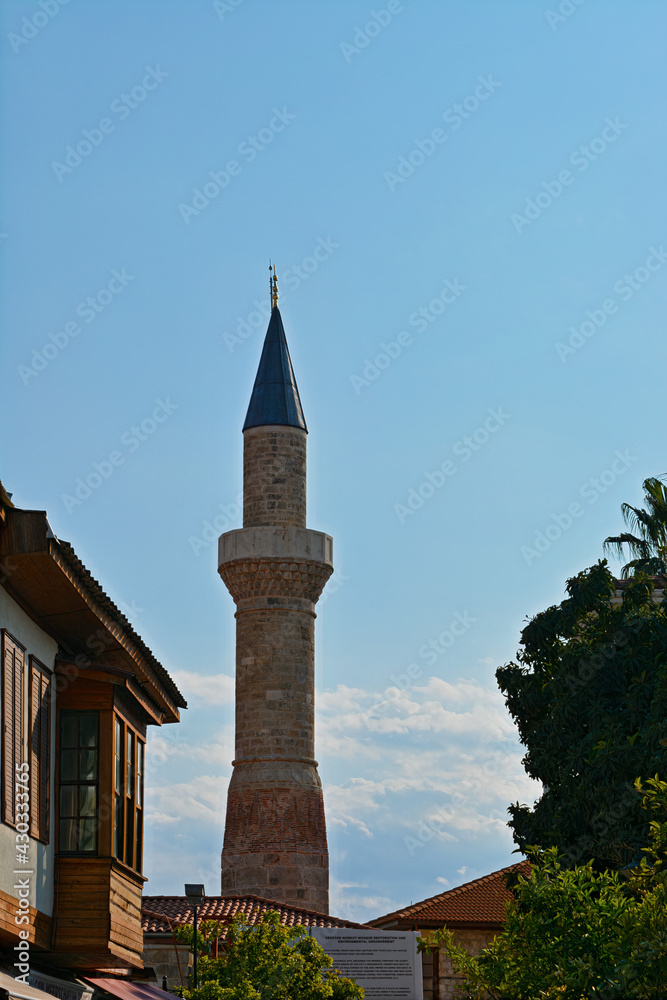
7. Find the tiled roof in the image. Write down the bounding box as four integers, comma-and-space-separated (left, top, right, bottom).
142, 895, 367, 932
369, 861, 531, 928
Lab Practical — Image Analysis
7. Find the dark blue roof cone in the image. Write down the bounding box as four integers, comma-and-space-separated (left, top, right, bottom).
242, 306, 307, 432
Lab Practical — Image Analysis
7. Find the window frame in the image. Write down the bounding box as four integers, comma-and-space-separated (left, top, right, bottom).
1, 629, 26, 828
29, 655, 52, 843
112, 714, 145, 873
58, 709, 100, 855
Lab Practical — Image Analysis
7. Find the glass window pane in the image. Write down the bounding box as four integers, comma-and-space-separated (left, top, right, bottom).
79, 819, 97, 852
136, 742, 143, 800
61, 715, 78, 748
60, 819, 77, 852
80, 714, 98, 747
80, 749, 98, 781
114, 795, 122, 858
79, 786, 97, 817
115, 754, 121, 793
60, 786, 77, 817
60, 748, 78, 780
135, 810, 143, 872
125, 800, 134, 866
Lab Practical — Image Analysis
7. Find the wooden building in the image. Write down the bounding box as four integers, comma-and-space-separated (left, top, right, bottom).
0, 482, 186, 985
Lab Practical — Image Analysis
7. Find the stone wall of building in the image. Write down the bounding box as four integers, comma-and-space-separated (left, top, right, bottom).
436, 928, 497, 999
141, 939, 192, 993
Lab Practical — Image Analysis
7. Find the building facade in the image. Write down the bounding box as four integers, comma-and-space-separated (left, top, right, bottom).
218, 284, 333, 912
0, 481, 186, 980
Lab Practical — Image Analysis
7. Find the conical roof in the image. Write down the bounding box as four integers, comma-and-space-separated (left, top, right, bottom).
243, 306, 307, 431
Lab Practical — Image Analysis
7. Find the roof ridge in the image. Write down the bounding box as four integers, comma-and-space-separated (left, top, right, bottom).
370, 860, 529, 923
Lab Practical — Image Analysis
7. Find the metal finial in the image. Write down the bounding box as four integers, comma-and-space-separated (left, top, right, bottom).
269, 263, 279, 309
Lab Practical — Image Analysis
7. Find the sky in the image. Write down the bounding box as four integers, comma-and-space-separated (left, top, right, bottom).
1, 0, 666, 923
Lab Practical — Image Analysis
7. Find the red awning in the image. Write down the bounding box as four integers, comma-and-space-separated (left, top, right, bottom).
83, 979, 175, 1000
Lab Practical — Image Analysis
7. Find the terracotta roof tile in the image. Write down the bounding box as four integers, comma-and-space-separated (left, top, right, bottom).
369, 861, 531, 928
142, 895, 367, 932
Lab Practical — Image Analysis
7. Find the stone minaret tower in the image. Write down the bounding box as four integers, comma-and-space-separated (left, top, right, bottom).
218, 271, 333, 912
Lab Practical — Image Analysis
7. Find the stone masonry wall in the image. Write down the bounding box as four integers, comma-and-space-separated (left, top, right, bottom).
243, 425, 306, 528
221, 421, 332, 911
233, 607, 315, 760
436, 928, 497, 998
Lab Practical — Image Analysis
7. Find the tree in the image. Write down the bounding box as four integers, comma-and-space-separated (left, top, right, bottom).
604, 476, 667, 578
497, 560, 667, 869
418, 777, 667, 1000
177, 910, 363, 1000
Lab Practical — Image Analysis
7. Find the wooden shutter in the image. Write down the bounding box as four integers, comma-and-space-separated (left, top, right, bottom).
29, 658, 51, 842
2, 630, 25, 826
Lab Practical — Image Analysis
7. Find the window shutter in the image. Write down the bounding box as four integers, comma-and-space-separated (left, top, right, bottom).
30, 660, 51, 842
2, 631, 25, 826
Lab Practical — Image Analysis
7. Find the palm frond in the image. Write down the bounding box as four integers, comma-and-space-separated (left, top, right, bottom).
604, 476, 667, 577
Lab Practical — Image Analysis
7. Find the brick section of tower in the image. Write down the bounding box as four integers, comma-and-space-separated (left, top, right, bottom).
219, 422, 333, 912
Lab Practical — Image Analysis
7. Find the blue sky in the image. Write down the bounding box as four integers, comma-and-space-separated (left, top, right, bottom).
1, 0, 666, 922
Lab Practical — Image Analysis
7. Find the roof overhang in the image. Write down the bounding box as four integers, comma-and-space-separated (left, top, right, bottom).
1, 507, 184, 724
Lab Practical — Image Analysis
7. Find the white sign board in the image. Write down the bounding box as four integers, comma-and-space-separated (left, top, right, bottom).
311, 928, 423, 1000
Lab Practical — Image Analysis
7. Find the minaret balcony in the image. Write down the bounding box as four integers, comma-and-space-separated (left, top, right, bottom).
218, 527, 333, 606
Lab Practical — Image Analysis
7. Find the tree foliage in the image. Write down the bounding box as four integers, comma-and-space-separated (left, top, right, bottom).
604, 476, 667, 578
497, 560, 667, 868
418, 777, 667, 999
177, 910, 363, 1000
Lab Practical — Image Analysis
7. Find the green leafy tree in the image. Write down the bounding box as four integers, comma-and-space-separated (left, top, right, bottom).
604, 476, 667, 577
497, 560, 667, 869
418, 778, 667, 999
177, 910, 363, 1000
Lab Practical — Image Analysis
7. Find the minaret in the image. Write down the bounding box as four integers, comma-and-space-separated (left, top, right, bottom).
218, 267, 333, 912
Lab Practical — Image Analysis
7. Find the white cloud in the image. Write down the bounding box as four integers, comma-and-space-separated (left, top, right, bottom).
143, 671, 540, 922
170, 670, 234, 707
